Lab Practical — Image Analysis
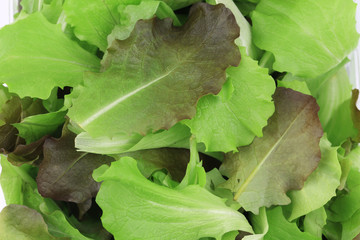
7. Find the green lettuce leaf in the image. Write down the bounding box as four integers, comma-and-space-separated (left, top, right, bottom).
220, 87, 323, 214
207, 0, 261, 59
63, 0, 121, 51
277, 79, 311, 95
21, 98, 48, 118
351, 89, 360, 142
176, 136, 206, 189
0, 155, 32, 205
0, 13, 100, 99
93, 157, 254, 240
337, 144, 354, 190
185, 47, 275, 152
160, 0, 201, 10
41, 0, 64, 24
0, 204, 59, 240
283, 136, 341, 221
243, 207, 269, 240
0, 155, 94, 239
323, 221, 342, 240
263, 207, 318, 240
108, 1, 181, 43
252, 0, 359, 78
234, 1, 257, 16
348, 147, 360, 173
324, 204, 360, 240
326, 168, 360, 223
306, 62, 357, 145
0, 95, 60, 166
303, 207, 327, 239
75, 122, 190, 154
13, 111, 66, 144
205, 169, 241, 210
341, 209, 360, 240
20, 0, 44, 14
115, 148, 190, 182
64, 0, 199, 50
68, 3, 240, 138
20, 0, 64, 24
42, 88, 65, 113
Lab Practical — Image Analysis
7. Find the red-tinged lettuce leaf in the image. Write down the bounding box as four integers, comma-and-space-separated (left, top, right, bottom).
0, 156, 108, 240
93, 157, 254, 240
282, 136, 341, 221
220, 87, 323, 214
0, 205, 62, 240
7, 136, 48, 166
207, 0, 261, 59
0, 13, 100, 99
68, 3, 240, 137
0, 97, 22, 153
37, 127, 114, 206
0, 95, 60, 166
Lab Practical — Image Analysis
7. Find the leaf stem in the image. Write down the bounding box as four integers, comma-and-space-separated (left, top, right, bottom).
259, 51, 275, 73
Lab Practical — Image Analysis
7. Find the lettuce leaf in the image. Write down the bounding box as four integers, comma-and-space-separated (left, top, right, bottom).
13, 111, 66, 144
264, 207, 318, 240
63, 0, 121, 51
0, 204, 59, 240
252, 0, 359, 78
283, 136, 341, 221
93, 156, 254, 240
0, 155, 96, 239
220, 88, 323, 214
185, 47, 275, 152
0, 13, 100, 99
68, 3, 240, 137
36, 127, 113, 205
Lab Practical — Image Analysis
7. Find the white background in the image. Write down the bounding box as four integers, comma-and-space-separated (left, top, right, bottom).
0, 1, 359, 212
0, 0, 14, 212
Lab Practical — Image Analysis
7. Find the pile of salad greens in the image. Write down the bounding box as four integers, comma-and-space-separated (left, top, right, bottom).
0, 0, 359, 239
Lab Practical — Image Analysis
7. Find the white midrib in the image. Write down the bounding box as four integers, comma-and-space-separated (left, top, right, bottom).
234, 103, 309, 200
80, 67, 177, 127
146, 200, 241, 219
